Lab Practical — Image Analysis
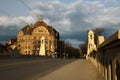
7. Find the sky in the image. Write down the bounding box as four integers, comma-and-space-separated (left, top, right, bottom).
0, 0, 120, 48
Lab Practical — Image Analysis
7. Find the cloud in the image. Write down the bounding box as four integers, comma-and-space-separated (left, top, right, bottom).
0, 16, 35, 28
0, 16, 36, 37
65, 38, 84, 48
0, 0, 120, 47
104, 0, 118, 3
29, 0, 120, 48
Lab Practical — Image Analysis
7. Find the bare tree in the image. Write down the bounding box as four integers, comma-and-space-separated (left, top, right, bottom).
64, 41, 80, 58
93, 27, 104, 44
79, 42, 87, 57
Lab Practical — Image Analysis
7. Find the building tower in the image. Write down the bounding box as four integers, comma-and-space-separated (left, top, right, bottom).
39, 37, 46, 56
86, 30, 96, 59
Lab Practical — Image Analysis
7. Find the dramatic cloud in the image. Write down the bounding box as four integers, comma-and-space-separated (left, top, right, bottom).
0, 16, 36, 43
0, 16, 35, 27
0, 0, 120, 47
65, 39, 84, 48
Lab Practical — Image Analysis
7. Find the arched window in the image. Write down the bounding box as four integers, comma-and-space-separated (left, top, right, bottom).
42, 40, 43, 44
90, 35, 92, 39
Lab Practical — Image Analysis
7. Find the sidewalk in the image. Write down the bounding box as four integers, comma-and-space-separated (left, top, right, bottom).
38, 59, 104, 80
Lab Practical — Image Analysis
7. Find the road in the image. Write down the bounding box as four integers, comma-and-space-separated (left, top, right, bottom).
0, 58, 75, 80
39, 59, 104, 80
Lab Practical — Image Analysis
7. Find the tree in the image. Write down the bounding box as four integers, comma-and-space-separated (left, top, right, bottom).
64, 41, 80, 58
79, 42, 87, 57
93, 28, 104, 44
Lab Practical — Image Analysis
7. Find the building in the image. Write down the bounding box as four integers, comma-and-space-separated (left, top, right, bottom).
7, 38, 17, 49
17, 17, 59, 56
0, 44, 9, 56
0, 38, 17, 56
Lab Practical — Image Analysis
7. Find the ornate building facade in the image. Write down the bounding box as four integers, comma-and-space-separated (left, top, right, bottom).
17, 17, 59, 56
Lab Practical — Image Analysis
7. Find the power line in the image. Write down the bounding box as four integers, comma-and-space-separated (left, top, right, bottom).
0, 9, 11, 16
19, 0, 32, 11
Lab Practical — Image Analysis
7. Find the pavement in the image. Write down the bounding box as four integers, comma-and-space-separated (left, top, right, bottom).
38, 59, 104, 80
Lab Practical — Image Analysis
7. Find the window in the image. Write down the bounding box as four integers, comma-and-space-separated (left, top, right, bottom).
25, 51, 27, 54
38, 30, 43, 32
34, 37, 36, 40
28, 46, 30, 49
90, 35, 92, 39
38, 41, 41, 43
42, 40, 43, 44
46, 39, 48, 44
28, 51, 30, 54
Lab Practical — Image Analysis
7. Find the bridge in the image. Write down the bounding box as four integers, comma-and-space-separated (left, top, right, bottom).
87, 30, 120, 80
0, 58, 104, 80
0, 30, 120, 80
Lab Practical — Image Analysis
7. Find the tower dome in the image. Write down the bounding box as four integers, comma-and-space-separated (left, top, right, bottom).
34, 16, 47, 27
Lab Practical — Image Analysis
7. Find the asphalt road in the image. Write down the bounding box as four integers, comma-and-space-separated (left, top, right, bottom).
0, 58, 75, 80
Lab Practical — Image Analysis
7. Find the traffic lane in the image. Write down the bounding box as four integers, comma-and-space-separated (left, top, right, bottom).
0, 59, 75, 80
0, 59, 52, 71
0, 58, 50, 67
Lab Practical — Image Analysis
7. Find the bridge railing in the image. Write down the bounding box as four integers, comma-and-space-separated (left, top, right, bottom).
89, 30, 120, 80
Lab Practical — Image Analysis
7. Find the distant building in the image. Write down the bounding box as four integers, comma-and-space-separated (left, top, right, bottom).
0, 38, 17, 56
7, 38, 17, 49
0, 44, 9, 56
17, 17, 59, 56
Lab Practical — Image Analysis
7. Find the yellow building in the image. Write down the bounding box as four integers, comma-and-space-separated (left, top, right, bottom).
17, 17, 59, 56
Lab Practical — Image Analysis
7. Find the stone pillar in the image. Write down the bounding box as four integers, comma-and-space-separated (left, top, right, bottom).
108, 64, 112, 80
39, 37, 46, 56
114, 62, 118, 80
104, 60, 108, 80
105, 66, 108, 80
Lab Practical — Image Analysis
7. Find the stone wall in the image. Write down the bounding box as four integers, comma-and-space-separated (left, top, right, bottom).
87, 30, 120, 80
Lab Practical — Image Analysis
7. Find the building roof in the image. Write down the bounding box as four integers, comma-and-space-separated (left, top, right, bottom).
21, 25, 33, 35
34, 21, 47, 27
9, 38, 17, 44
20, 20, 59, 36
